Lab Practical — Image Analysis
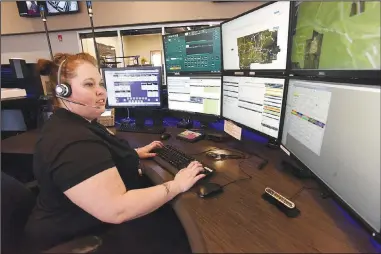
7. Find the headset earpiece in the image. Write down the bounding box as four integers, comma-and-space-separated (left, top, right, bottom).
56, 58, 72, 98
55, 83, 72, 98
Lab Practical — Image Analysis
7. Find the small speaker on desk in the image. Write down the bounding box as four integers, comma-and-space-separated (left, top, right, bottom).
97, 109, 115, 127
262, 187, 300, 218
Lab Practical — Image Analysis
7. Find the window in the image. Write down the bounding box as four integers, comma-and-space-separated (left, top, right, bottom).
121, 28, 163, 67
150, 50, 162, 67
79, 31, 123, 68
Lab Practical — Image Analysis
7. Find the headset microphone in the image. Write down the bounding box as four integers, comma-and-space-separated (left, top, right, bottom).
57, 96, 101, 109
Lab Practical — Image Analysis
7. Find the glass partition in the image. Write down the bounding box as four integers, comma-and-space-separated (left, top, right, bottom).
79, 31, 123, 68
121, 28, 163, 67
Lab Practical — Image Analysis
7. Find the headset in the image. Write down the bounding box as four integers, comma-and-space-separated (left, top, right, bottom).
55, 58, 72, 98
55, 58, 100, 109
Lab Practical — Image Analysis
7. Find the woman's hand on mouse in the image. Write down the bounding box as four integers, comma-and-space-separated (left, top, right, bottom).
172, 161, 206, 193
135, 141, 163, 159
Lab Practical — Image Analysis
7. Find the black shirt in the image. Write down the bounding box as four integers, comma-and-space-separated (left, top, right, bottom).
24, 108, 141, 251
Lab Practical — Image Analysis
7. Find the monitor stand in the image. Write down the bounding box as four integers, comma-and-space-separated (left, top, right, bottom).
199, 120, 210, 129
177, 117, 193, 129
267, 139, 279, 149
135, 116, 145, 128
134, 109, 164, 128
373, 232, 381, 244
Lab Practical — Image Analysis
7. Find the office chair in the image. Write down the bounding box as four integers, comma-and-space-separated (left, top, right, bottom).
1, 172, 102, 254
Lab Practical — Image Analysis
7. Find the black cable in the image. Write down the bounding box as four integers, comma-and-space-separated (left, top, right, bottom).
289, 187, 305, 201
220, 160, 252, 188
61, 99, 70, 111
289, 186, 321, 201
188, 148, 220, 156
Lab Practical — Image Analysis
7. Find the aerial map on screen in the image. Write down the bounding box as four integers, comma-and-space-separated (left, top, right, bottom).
291, 1, 380, 70
237, 29, 281, 69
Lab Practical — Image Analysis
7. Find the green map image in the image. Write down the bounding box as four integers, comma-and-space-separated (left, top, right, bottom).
237, 30, 280, 69
292, 1, 380, 70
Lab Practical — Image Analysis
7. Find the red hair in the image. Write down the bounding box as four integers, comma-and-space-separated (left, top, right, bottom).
37, 53, 97, 108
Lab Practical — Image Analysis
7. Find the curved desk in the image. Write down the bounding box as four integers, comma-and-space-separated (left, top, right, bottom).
2, 128, 378, 253
116, 127, 378, 253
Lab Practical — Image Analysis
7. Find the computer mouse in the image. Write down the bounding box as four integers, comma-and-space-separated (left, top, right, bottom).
160, 133, 171, 140
197, 183, 223, 198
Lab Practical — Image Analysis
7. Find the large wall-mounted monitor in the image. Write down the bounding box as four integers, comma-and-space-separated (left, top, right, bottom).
163, 26, 221, 74
291, 1, 380, 80
221, 1, 292, 71
222, 76, 286, 140
281, 79, 380, 234
103, 67, 162, 108
46, 1, 79, 15
17, 1, 41, 17
167, 75, 221, 116
16, 1, 79, 17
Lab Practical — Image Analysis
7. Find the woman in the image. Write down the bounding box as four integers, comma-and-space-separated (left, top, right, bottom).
24, 53, 205, 252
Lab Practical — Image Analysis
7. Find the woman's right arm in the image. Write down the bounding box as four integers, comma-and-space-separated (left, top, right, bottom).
63, 161, 205, 224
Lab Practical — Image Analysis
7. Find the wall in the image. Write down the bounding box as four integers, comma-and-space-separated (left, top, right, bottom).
1, 31, 80, 64
1, 1, 264, 35
123, 34, 163, 65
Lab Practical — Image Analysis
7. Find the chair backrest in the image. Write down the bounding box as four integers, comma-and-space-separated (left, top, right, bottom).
1, 172, 36, 253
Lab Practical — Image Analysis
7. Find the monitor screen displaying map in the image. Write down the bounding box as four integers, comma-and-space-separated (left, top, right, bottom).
221, 2, 291, 71
291, 1, 380, 70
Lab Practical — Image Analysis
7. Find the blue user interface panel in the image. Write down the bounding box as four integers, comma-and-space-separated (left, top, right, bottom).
104, 67, 161, 107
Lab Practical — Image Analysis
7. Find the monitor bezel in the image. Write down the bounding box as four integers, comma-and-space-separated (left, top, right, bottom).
102, 66, 163, 109
288, 1, 381, 81
162, 25, 222, 75
281, 144, 381, 236
16, 1, 80, 18
16, 1, 43, 17
165, 73, 223, 117
221, 74, 289, 143
220, 1, 293, 75
280, 78, 381, 235
45, 1, 80, 16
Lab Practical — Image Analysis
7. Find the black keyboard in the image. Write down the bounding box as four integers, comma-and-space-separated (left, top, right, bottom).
118, 123, 166, 134
153, 145, 215, 176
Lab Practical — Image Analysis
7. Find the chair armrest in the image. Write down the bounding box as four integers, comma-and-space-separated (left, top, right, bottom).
24, 180, 39, 196
24, 180, 38, 190
43, 235, 102, 253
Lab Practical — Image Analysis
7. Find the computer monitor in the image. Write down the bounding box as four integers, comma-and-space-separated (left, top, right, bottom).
281, 79, 381, 234
167, 75, 222, 116
17, 1, 41, 17
221, 1, 291, 71
46, 1, 79, 15
16, 1, 79, 17
103, 67, 162, 108
291, 1, 380, 79
222, 76, 286, 140
163, 26, 221, 74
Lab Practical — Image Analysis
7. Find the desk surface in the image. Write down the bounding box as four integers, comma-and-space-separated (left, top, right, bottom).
2, 127, 378, 253
1, 129, 40, 154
